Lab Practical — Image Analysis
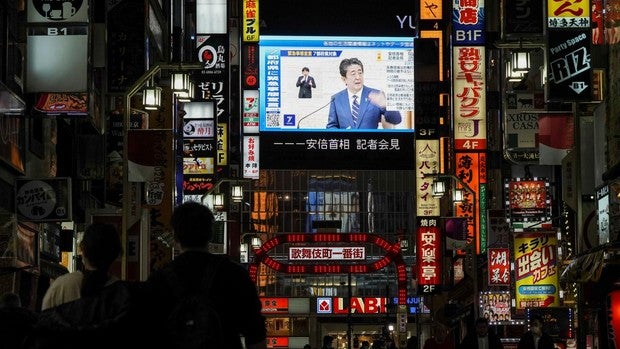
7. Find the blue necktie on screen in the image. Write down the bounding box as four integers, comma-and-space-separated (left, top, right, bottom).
352, 95, 360, 126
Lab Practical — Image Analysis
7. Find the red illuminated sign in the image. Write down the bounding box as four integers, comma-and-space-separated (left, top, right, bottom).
416, 219, 441, 293
609, 290, 620, 349
488, 248, 510, 286
453, 46, 487, 150
260, 298, 289, 314
250, 233, 408, 305
316, 297, 388, 314
242, 44, 259, 88
289, 246, 366, 261
333, 297, 387, 314
266, 337, 289, 348
454, 152, 483, 254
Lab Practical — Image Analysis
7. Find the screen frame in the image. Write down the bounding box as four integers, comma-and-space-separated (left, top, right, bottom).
259, 35, 415, 133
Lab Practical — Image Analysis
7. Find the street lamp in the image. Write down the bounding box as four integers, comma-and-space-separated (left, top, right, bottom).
213, 193, 225, 210
432, 180, 446, 197
122, 62, 203, 280
511, 51, 531, 72
142, 85, 162, 110
452, 188, 464, 202
201, 179, 251, 211
231, 184, 244, 203
239, 233, 262, 263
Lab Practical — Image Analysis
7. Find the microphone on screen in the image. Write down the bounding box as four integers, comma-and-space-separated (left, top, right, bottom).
297, 96, 335, 129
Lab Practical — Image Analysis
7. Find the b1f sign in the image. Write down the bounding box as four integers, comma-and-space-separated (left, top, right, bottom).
452, 0, 485, 45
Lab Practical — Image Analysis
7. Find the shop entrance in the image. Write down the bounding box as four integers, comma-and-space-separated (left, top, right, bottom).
319, 316, 417, 349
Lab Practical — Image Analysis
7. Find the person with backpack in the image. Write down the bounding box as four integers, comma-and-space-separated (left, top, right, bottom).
143, 201, 267, 349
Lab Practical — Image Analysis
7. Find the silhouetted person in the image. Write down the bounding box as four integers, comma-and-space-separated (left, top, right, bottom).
517, 315, 554, 349
458, 317, 504, 349
144, 201, 267, 349
0, 292, 37, 349
42, 222, 122, 309
424, 324, 455, 349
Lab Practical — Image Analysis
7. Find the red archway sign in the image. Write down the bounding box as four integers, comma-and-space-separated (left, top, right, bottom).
249, 233, 408, 305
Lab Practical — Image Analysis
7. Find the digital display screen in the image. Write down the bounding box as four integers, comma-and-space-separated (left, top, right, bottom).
259, 35, 415, 133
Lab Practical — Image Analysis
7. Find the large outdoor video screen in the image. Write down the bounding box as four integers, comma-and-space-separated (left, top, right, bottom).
259, 36, 415, 133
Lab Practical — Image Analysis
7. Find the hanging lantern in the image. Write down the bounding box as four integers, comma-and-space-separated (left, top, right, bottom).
511, 51, 530, 72
170, 72, 190, 94
142, 86, 162, 110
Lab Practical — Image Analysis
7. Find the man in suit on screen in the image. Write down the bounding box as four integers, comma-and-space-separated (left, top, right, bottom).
296, 67, 316, 98
326, 57, 401, 129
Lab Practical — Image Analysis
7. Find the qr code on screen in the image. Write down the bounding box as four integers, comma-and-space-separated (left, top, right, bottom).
266, 112, 280, 127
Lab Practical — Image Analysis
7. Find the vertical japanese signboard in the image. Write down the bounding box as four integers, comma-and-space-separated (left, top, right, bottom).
454, 152, 484, 253
546, 0, 592, 101
505, 0, 544, 35
106, 1, 144, 93
452, 0, 486, 150
547, 29, 592, 101
128, 130, 174, 239
243, 0, 259, 42
452, 47, 487, 150
217, 123, 228, 166
242, 44, 259, 89
181, 102, 217, 196
416, 218, 442, 294
416, 139, 440, 217
244, 135, 260, 179
514, 231, 559, 309
192, 35, 229, 187
488, 247, 511, 286
195, 35, 230, 121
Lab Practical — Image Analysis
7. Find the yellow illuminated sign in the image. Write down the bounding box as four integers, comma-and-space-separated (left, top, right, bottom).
243, 0, 259, 42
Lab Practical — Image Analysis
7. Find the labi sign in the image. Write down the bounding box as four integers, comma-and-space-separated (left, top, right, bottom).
15, 178, 73, 222
547, 28, 592, 101
27, 0, 89, 23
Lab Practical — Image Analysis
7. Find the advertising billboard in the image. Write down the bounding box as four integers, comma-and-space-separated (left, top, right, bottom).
514, 231, 560, 309
258, 35, 416, 169
259, 35, 414, 132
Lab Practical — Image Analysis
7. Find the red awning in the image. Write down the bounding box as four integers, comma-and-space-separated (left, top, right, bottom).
34, 93, 88, 115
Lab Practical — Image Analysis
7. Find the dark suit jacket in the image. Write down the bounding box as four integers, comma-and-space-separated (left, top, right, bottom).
517, 331, 554, 349
296, 75, 316, 98
326, 86, 401, 129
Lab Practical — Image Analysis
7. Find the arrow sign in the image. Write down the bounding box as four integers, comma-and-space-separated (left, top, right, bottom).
569, 81, 588, 94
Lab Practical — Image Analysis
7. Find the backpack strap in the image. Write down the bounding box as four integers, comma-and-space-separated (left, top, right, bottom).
200, 256, 224, 296
163, 255, 225, 298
